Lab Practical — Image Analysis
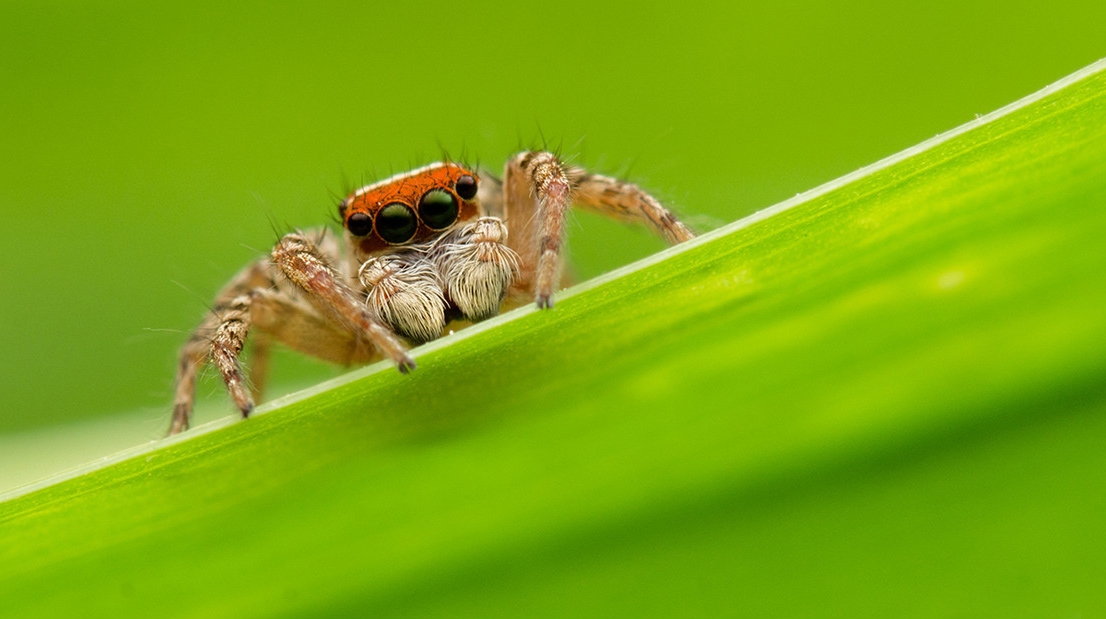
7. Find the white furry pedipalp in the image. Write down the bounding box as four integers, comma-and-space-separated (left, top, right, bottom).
431, 217, 521, 321
359, 253, 447, 343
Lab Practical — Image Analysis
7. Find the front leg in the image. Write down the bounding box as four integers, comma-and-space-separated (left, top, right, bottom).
502, 151, 695, 309
503, 151, 575, 309
271, 233, 416, 372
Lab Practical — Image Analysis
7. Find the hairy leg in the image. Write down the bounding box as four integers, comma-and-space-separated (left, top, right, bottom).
572, 173, 694, 244
247, 333, 271, 405
171, 231, 415, 435
502, 151, 577, 308
171, 259, 273, 435
501, 151, 694, 309
270, 232, 415, 372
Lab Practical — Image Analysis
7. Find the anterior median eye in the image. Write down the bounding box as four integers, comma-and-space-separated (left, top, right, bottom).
375, 203, 417, 244
418, 190, 459, 230
347, 212, 372, 236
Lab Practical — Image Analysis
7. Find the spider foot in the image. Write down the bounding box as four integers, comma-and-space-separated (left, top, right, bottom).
168, 404, 190, 436
396, 355, 417, 374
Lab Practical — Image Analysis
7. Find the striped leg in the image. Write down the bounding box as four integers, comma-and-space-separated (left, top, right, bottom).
501, 151, 694, 309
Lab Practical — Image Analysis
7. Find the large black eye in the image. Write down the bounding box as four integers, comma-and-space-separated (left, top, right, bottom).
347, 212, 372, 236
418, 189, 459, 230
375, 203, 417, 244
455, 174, 478, 200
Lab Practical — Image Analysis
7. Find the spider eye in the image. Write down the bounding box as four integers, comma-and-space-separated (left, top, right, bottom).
375, 203, 417, 244
455, 174, 478, 200
418, 189, 459, 230
347, 212, 372, 236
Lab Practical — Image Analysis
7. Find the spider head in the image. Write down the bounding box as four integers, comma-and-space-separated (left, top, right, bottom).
341, 163, 481, 258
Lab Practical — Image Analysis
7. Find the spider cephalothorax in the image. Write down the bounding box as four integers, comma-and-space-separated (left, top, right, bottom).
340, 163, 483, 256
169, 151, 694, 435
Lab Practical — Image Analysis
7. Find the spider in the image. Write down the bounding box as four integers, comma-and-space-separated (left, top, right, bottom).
169, 150, 695, 435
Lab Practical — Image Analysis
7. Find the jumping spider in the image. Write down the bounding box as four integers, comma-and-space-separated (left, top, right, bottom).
169, 150, 695, 435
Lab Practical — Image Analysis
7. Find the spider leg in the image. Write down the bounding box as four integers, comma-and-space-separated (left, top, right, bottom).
248, 287, 379, 365
171, 231, 417, 436
502, 151, 694, 309
210, 293, 255, 418
572, 173, 695, 245
271, 232, 416, 372
247, 333, 271, 404
171, 259, 272, 435
213, 281, 384, 418
171, 334, 210, 436
503, 151, 575, 309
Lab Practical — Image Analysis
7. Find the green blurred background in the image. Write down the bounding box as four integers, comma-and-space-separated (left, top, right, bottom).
0, 0, 1102, 443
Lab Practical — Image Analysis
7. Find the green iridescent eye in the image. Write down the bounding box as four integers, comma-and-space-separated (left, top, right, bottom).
418, 190, 459, 230
375, 203, 417, 244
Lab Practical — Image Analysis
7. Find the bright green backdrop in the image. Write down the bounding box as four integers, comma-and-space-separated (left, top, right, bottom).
0, 3, 1103, 436
2, 56, 1105, 618
1, 2, 1105, 616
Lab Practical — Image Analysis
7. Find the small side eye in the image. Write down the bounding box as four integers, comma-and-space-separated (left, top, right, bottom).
347, 212, 372, 236
418, 190, 459, 230
455, 174, 478, 200
375, 203, 417, 244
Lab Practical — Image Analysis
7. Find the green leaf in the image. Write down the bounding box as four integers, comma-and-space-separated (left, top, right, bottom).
3, 60, 1106, 618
